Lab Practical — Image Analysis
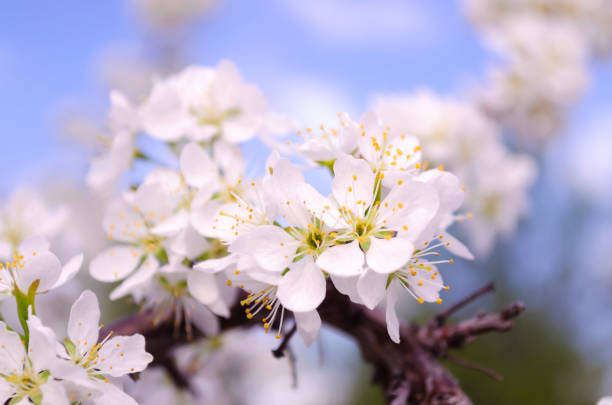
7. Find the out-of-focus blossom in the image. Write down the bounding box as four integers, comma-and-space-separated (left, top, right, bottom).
464, 0, 612, 56
130, 0, 218, 31
125, 329, 354, 405
50, 290, 153, 404
478, 16, 589, 143
0, 236, 82, 300
373, 91, 537, 257
139, 60, 291, 144
598, 397, 612, 405
0, 318, 68, 405
0, 188, 68, 259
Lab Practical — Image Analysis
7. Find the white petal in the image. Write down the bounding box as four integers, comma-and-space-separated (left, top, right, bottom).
89, 246, 144, 282
40, 380, 69, 405
443, 232, 474, 260
17, 251, 62, 293
332, 154, 375, 217
0, 321, 25, 373
294, 310, 321, 347
316, 240, 364, 277
597, 398, 612, 405
109, 257, 158, 301
18, 235, 50, 255
330, 274, 362, 304
187, 271, 220, 306
97, 334, 153, 377
53, 253, 84, 289
378, 180, 439, 241
150, 210, 189, 236
133, 183, 174, 221
102, 199, 145, 243
194, 254, 236, 274
26, 315, 57, 371
357, 269, 387, 309
190, 201, 222, 238
385, 283, 401, 344
167, 225, 209, 260
229, 225, 299, 272
277, 257, 326, 312
366, 237, 414, 274
68, 290, 101, 357
188, 299, 220, 336
180, 142, 219, 189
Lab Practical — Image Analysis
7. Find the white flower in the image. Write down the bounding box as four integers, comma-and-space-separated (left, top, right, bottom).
0, 188, 68, 259
195, 255, 322, 345
598, 397, 612, 405
315, 154, 439, 276
52, 290, 153, 404
0, 317, 68, 405
0, 236, 82, 299
139, 61, 288, 144
89, 182, 174, 292
86, 91, 138, 193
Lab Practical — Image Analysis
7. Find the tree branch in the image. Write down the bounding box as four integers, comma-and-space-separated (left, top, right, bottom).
102, 282, 525, 405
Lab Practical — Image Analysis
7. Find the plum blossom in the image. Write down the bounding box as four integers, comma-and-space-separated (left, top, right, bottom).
0, 236, 83, 300
0, 188, 68, 260
0, 317, 68, 405
139, 60, 290, 144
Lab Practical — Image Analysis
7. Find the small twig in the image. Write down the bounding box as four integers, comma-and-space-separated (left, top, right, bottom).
272, 323, 297, 358
434, 282, 495, 327
286, 345, 299, 389
445, 353, 503, 382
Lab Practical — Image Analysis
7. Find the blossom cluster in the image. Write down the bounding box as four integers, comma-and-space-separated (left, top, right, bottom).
86, 62, 472, 346
0, 236, 152, 404
370, 92, 536, 256
464, 0, 612, 144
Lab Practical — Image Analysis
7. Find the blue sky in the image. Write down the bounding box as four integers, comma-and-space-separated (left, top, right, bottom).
0, 0, 492, 191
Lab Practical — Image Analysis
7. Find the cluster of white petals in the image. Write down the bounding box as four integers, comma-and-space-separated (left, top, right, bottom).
87, 60, 291, 194
85, 60, 473, 346
464, 0, 612, 144
372, 92, 537, 256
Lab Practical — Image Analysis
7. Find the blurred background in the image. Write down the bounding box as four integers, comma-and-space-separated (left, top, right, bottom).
2, 1, 612, 404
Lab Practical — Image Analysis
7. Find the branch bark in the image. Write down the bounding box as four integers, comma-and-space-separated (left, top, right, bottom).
102, 282, 524, 405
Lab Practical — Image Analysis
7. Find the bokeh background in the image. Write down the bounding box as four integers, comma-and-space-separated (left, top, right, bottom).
2, 1, 612, 404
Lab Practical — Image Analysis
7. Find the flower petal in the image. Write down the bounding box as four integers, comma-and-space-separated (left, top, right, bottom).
90, 246, 144, 282
27, 314, 58, 372
385, 283, 401, 344
229, 225, 299, 272
332, 154, 375, 217
180, 142, 219, 189
294, 310, 321, 347
53, 253, 84, 289
357, 269, 387, 309
277, 257, 326, 312
187, 271, 220, 306
109, 258, 158, 301
316, 240, 364, 277
0, 321, 25, 373
97, 334, 153, 377
366, 237, 414, 274
68, 290, 101, 357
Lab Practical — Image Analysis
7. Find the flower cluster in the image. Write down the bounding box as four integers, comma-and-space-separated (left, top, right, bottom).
0, 236, 152, 405
371, 92, 537, 256
86, 62, 472, 346
464, 0, 612, 144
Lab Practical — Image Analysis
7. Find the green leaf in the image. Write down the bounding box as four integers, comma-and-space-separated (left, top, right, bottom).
14, 279, 39, 349
64, 338, 76, 358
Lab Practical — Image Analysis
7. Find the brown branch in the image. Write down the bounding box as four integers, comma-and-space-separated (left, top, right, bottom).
103, 282, 525, 405
433, 282, 495, 327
